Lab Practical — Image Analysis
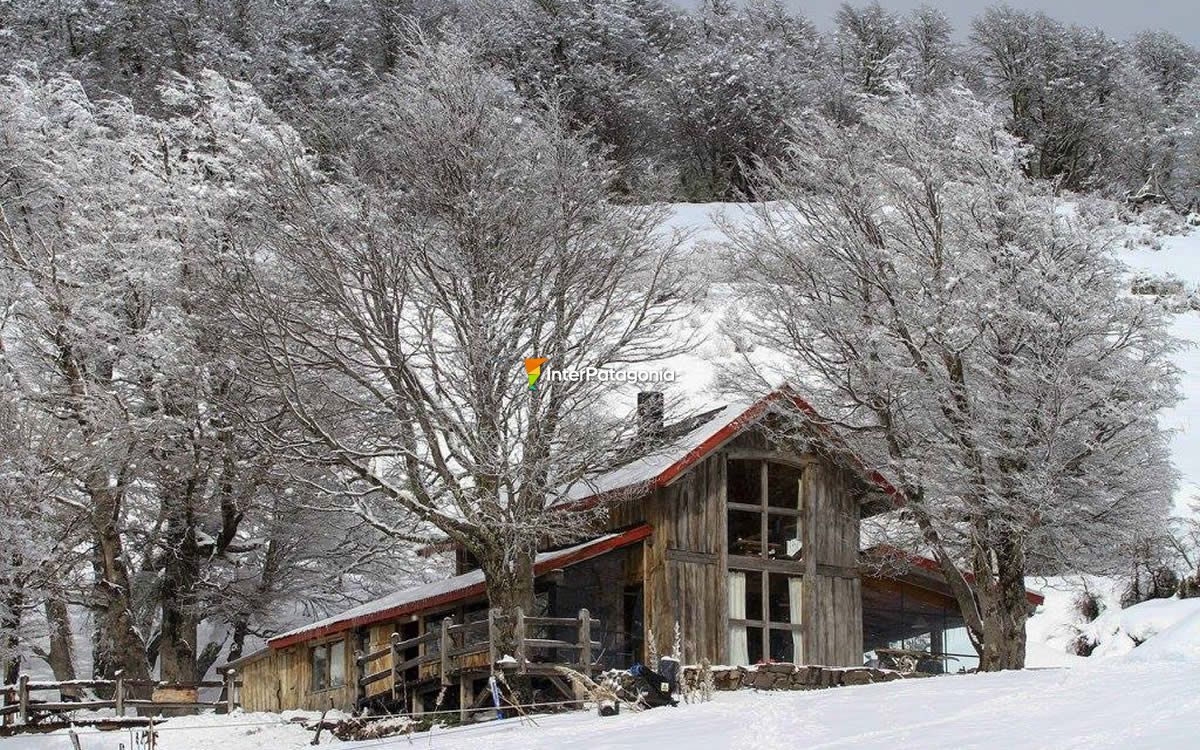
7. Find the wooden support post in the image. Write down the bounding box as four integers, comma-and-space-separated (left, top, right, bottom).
515, 607, 527, 675
458, 677, 472, 723
390, 632, 402, 702
224, 668, 237, 714
354, 648, 366, 706
17, 675, 28, 725
440, 617, 452, 687
578, 608, 592, 677
487, 609, 499, 673
114, 671, 125, 718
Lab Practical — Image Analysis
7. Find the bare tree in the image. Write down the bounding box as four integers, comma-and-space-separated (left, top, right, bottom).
0, 68, 409, 685
726, 88, 1179, 670
226, 39, 694, 660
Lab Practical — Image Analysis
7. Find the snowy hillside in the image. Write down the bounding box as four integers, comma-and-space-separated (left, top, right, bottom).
1118, 221, 1200, 517
1025, 574, 1200, 661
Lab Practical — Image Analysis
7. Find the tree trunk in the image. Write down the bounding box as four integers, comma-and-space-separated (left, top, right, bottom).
2, 572, 22, 685
44, 597, 82, 699
973, 533, 1031, 672
478, 543, 536, 700
89, 483, 151, 684
917, 511, 1031, 672
227, 618, 250, 664
158, 494, 202, 684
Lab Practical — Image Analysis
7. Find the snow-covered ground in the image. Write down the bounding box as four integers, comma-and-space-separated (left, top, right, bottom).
6, 652, 1198, 749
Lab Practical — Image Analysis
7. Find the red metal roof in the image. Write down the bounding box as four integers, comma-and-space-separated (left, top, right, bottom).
867, 544, 1045, 606
267, 524, 653, 649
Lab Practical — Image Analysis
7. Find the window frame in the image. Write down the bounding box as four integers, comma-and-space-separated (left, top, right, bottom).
310, 639, 347, 693
726, 459, 803, 561
727, 458, 806, 664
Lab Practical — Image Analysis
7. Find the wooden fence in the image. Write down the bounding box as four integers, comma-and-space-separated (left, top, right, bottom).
1, 670, 241, 731
356, 607, 599, 708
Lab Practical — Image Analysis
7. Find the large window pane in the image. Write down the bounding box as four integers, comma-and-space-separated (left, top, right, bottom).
311, 645, 328, 691
767, 513, 801, 559
767, 463, 802, 508
768, 629, 794, 663
329, 640, 345, 688
728, 510, 762, 556
745, 571, 764, 622
728, 459, 761, 505
747, 626, 764, 665
768, 573, 791, 622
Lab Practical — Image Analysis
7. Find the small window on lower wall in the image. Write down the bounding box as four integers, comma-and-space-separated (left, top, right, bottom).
311, 640, 346, 692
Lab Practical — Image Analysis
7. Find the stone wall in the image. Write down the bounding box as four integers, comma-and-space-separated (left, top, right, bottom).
682, 663, 923, 692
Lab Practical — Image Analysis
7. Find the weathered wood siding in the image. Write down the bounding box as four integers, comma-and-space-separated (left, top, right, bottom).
611, 424, 866, 668
242, 419, 871, 713
610, 451, 727, 665
801, 462, 863, 666
237, 638, 357, 713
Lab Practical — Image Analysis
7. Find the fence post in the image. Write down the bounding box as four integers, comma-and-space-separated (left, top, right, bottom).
389, 632, 401, 703
440, 617, 452, 687
515, 607, 527, 674
224, 668, 237, 713
578, 608, 592, 677
487, 609, 499, 673
17, 675, 28, 725
114, 670, 125, 717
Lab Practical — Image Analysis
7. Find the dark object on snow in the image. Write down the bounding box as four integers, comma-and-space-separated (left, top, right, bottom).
657, 657, 680, 694
598, 698, 620, 717
628, 663, 678, 708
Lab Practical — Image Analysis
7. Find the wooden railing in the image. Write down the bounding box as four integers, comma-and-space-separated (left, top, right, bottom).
1, 670, 241, 730
355, 607, 600, 700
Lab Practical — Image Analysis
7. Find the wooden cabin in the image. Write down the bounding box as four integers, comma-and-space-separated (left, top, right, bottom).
226, 388, 1042, 714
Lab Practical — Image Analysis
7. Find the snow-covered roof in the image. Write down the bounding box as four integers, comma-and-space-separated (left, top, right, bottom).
561, 401, 752, 503
267, 524, 653, 649
563, 387, 902, 506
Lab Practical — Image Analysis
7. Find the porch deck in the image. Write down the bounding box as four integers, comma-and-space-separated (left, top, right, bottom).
354, 607, 600, 717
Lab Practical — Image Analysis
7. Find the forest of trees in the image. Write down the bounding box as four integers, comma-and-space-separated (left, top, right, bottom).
1, 0, 1199, 204
1, 0, 1198, 682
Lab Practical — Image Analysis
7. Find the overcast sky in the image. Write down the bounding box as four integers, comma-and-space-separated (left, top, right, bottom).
678, 1, 1200, 46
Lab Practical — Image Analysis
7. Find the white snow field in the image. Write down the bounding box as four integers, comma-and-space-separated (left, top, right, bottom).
4, 652, 1198, 750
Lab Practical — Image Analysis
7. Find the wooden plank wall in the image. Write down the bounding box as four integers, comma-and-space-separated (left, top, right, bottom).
802, 461, 864, 666
613, 452, 727, 665
609, 425, 867, 668
243, 423, 871, 712
365, 623, 397, 699
237, 639, 358, 713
